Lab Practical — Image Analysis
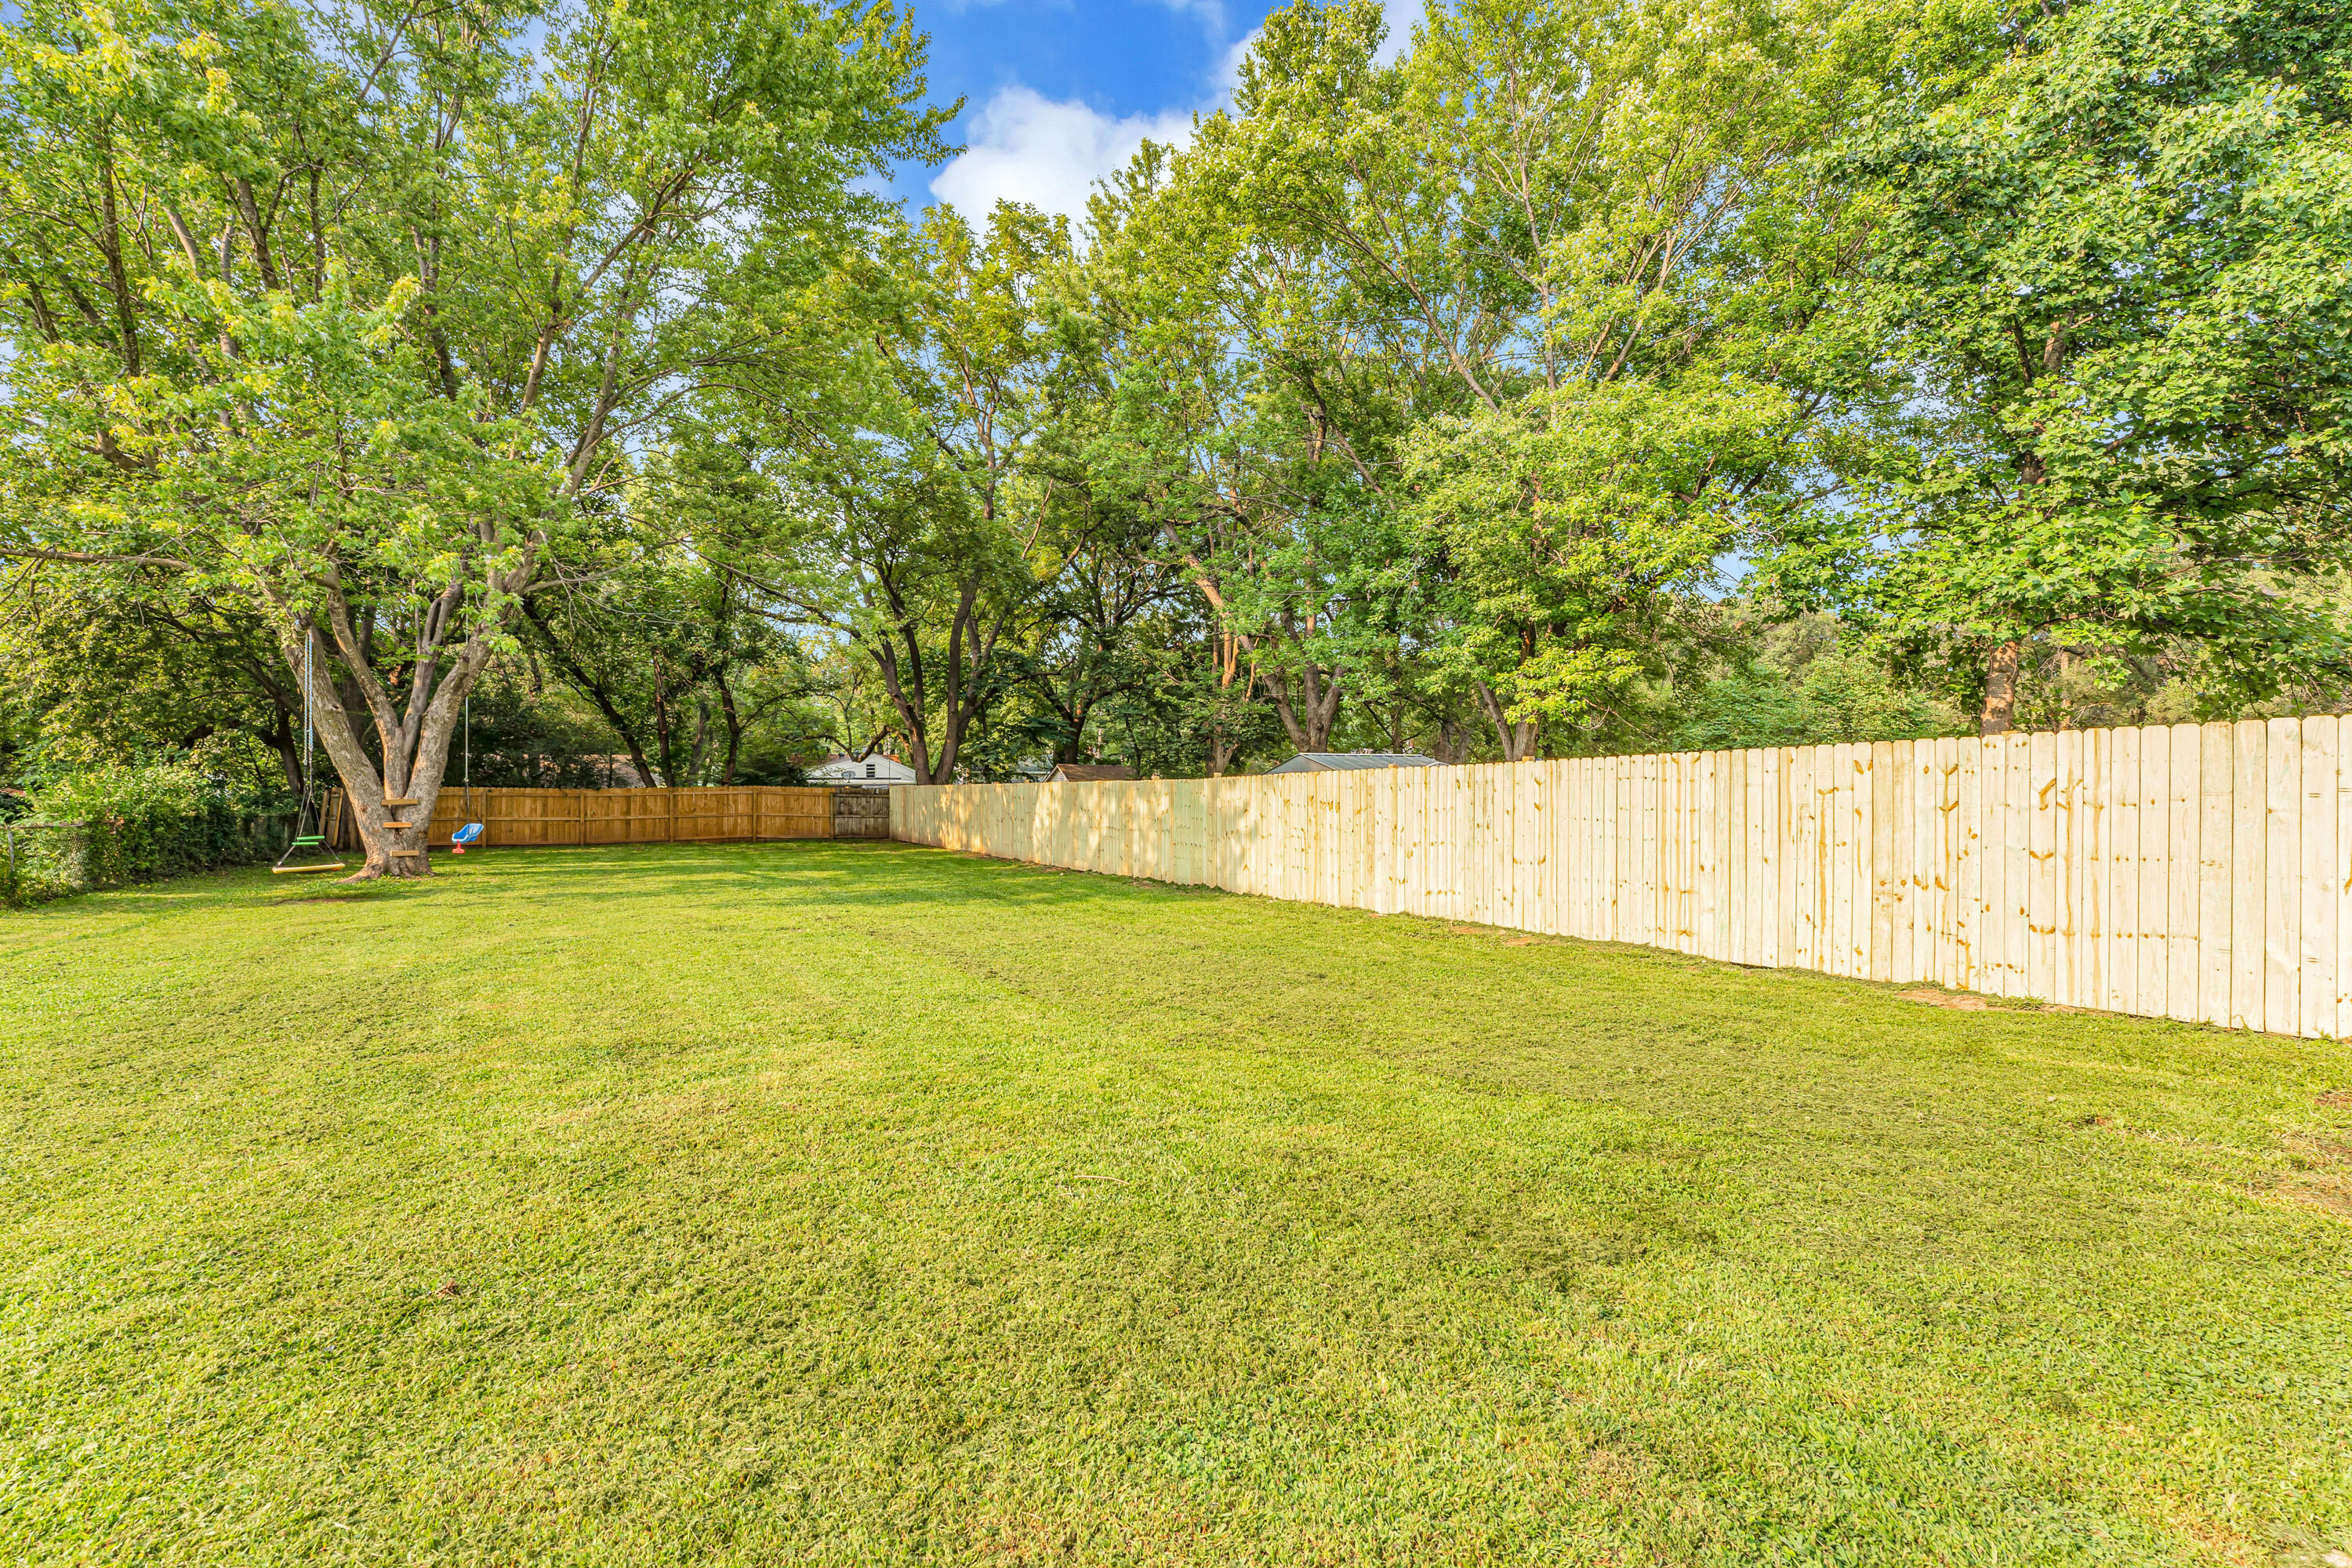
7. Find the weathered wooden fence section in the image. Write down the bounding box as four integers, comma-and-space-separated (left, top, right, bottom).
325, 786, 840, 848
831, 787, 893, 839
895, 718, 2352, 1039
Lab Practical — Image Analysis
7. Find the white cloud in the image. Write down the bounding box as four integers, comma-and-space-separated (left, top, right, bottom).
1213, 29, 1254, 98
931, 87, 1197, 225
1152, 0, 1227, 33
929, 1, 1430, 229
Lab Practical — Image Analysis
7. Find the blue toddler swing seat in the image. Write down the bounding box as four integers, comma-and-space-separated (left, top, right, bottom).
448, 697, 485, 853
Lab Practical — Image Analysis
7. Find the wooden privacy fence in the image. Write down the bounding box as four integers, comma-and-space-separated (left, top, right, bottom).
895, 717, 2352, 1040
832, 787, 893, 839
324, 786, 840, 848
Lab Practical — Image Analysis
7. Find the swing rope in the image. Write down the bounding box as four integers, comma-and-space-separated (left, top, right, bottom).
447, 695, 488, 851
272, 631, 345, 875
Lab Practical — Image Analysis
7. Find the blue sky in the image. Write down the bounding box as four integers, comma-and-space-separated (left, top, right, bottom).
895, 0, 1417, 223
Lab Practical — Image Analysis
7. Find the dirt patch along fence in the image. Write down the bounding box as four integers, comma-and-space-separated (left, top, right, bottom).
894, 718, 2352, 1040
321, 786, 858, 850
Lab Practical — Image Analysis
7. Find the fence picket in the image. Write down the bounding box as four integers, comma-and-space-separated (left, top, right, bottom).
2109, 727, 2140, 1016
2301, 716, 2337, 1041
2265, 717, 2302, 1036
2231, 720, 2268, 1030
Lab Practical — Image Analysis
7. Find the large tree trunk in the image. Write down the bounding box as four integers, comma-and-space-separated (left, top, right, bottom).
869, 580, 1020, 786
1205, 630, 1248, 777
717, 667, 744, 785
1207, 728, 1242, 777
652, 666, 679, 787
1980, 640, 2023, 736
869, 633, 942, 785
1472, 681, 1540, 761
1268, 660, 1341, 753
1051, 702, 1094, 765
289, 616, 495, 881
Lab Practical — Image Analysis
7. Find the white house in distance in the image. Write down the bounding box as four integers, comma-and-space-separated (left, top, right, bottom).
1266, 751, 1442, 775
807, 753, 920, 786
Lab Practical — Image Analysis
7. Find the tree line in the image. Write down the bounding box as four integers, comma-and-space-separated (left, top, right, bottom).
2, 0, 2347, 877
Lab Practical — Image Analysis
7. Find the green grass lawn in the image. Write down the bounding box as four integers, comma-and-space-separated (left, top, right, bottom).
3, 842, 2348, 1566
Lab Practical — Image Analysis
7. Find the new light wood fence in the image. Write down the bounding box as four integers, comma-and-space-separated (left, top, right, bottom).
325, 786, 837, 848
895, 718, 2352, 1040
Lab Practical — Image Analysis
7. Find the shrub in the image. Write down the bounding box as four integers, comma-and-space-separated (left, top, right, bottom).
5, 766, 287, 906
0, 822, 76, 908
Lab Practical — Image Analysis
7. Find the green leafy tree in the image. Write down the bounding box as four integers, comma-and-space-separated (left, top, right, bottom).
1131, 0, 1886, 760
1073, 149, 1294, 774
714, 206, 1089, 783
1768, 0, 2352, 731
1665, 612, 1964, 751
526, 544, 827, 786
0, 569, 306, 794
0, 0, 942, 874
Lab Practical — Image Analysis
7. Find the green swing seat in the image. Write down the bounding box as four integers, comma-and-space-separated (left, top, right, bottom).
273, 825, 343, 876
274, 638, 347, 874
